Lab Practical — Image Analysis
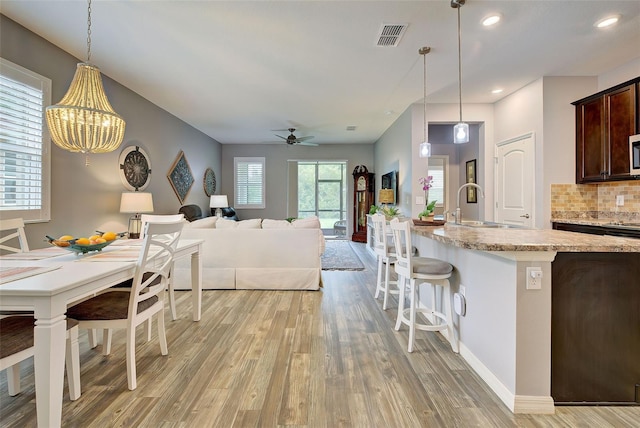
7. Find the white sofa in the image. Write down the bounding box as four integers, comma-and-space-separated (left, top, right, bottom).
173, 217, 325, 291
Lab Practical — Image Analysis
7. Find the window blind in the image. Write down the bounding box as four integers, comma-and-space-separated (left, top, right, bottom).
234, 157, 265, 208
427, 158, 445, 207
0, 58, 51, 222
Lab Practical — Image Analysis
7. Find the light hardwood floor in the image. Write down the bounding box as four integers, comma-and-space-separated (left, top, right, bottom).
1, 242, 638, 427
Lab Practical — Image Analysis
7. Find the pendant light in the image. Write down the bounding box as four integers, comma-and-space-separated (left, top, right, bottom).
46, 0, 126, 156
419, 47, 432, 158
452, 0, 469, 144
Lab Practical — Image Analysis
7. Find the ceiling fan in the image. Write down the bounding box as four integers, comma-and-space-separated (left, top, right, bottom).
274, 128, 317, 146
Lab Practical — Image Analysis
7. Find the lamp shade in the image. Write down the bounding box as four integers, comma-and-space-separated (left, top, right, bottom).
46, 63, 126, 154
378, 189, 394, 204
120, 192, 154, 213
209, 195, 229, 208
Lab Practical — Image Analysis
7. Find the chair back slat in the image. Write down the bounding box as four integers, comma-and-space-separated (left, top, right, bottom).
371, 214, 385, 249
0, 218, 29, 254
389, 218, 412, 278
128, 219, 184, 319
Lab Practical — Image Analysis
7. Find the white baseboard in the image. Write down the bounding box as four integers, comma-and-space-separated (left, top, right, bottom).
513, 395, 556, 414
459, 342, 555, 414
412, 295, 555, 414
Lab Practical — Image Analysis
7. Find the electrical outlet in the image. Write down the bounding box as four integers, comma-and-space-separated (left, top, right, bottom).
459, 284, 466, 297
416, 196, 425, 205
616, 195, 624, 206
526, 267, 542, 290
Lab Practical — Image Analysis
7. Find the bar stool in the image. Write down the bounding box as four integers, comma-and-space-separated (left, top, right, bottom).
388, 218, 458, 353
371, 213, 397, 310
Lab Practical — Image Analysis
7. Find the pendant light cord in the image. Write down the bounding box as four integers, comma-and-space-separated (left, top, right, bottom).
457, 5, 463, 122
86, 0, 92, 63
423, 50, 427, 142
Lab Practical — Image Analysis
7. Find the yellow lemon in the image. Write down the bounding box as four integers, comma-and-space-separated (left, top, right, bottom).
75, 238, 90, 246
88, 235, 102, 242
101, 231, 117, 241
59, 235, 74, 242
93, 237, 107, 244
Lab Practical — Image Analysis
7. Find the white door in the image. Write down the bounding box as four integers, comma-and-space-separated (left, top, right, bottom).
495, 133, 535, 227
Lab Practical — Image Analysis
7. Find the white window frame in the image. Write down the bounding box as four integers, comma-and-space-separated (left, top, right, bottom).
234, 157, 265, 209
428, 155, 449, 211
0, 57, 51, 223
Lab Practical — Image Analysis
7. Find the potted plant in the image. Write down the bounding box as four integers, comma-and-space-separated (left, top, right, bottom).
418, 200, 437, 220
380, 205, 400, 220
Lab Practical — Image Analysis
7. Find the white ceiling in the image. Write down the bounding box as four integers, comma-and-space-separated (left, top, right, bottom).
2, 1, 639, 145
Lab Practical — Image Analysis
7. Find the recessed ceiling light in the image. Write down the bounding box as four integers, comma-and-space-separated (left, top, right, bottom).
482, 14, 501, 27
595, 15, 620, 28
491, 89, 503, 94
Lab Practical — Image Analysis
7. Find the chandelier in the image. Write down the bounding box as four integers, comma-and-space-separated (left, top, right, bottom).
46, 0, 125, 155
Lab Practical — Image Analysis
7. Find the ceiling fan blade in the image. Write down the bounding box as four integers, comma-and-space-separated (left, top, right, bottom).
275, 134, 288, 140
297, 141, 318, 146
295, 136, 314, 142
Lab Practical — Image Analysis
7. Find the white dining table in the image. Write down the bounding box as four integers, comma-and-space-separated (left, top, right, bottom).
0, 238, 203, 428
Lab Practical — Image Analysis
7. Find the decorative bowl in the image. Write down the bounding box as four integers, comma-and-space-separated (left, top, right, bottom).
46, 232, 126, 254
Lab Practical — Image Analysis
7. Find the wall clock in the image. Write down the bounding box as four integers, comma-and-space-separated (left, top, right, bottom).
119, 145, 151, 191
203, 167, 216, 197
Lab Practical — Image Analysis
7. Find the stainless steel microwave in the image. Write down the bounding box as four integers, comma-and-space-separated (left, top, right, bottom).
631, 135, 640, 175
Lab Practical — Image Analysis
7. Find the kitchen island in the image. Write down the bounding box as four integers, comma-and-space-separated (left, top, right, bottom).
410, 223, 640, 414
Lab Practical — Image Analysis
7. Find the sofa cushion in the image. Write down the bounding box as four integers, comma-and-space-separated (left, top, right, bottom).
292, 216, 320, 229
185, 216, 218, 229
216, 218, 262, 229
262, 219, 292, 229
238, 218, 262, 229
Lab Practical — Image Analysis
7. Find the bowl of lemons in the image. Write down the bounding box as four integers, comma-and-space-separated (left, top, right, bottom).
46, 231, 126, 254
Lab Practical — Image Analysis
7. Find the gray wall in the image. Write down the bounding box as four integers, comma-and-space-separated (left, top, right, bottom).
220, 143, 374, 230
1, 15, 221, 248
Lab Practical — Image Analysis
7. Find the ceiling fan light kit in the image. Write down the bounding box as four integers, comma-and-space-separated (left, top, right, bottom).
452, 0, 469, 144
275, 128, 317, 146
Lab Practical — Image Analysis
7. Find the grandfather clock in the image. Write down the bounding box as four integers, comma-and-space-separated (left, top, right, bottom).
352, 165, 374, 242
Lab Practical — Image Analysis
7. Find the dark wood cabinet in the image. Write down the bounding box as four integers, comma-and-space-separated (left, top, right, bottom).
575, 78, 639, 183
551, 252, 640, 404
352, 165, 374, 243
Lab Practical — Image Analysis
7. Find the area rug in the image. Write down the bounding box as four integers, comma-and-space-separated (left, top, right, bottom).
321, 240, 365, 271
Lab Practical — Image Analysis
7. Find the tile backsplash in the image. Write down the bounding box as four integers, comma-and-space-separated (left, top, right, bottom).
551, 181, 640, 222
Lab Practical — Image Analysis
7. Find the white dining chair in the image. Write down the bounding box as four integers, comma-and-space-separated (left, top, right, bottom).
66, 219, 184, 390
389, 218, 458, 353
0, 217, 29, 254
0, 316, 81, 400
140, 214, 185, 321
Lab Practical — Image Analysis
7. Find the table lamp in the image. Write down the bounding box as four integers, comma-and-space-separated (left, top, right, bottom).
210, 195, 229, 218
120, 192, 154, 238
378, 189, 394, 206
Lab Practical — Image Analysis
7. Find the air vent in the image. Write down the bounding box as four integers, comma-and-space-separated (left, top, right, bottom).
346, 126, 357, 131
375, 23, 408, 47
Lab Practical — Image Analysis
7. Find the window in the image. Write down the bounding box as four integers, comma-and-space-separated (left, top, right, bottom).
234, 157, 265, 209
297, 161, 347, 229
427, 156, 448, 209
0, 58, 51, 223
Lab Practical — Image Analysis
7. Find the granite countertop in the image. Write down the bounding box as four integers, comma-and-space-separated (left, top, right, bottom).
412, 222, 640, 252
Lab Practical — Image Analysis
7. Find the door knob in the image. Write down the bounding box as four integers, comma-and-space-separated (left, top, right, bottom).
520, 214, 530, 219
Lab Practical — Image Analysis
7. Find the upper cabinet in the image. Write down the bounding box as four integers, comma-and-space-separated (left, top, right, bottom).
574, 77, 639, 183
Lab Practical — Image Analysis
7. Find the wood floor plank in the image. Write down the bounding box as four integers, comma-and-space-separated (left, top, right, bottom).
1, 242, 639, 427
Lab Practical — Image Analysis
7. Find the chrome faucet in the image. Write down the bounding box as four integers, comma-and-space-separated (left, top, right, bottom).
455, 183, 485, 224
